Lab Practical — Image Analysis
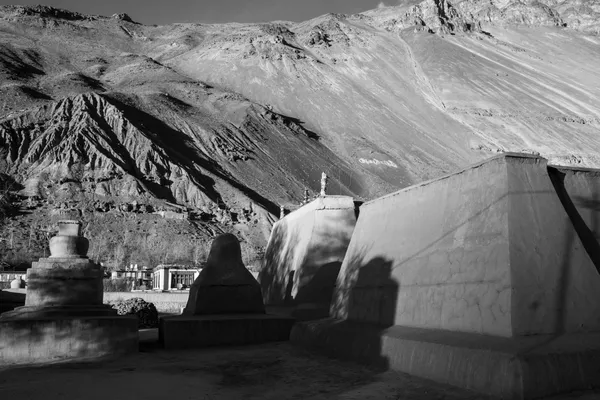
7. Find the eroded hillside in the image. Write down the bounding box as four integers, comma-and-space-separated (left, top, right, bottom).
0, 2, 599, 267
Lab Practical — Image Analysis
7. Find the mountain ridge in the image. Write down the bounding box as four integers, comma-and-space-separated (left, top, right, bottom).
0, 0, 599, 267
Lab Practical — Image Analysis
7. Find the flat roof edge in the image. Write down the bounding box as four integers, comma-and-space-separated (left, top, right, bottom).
364, 153, 545, 206
548, 164, 600, 174
281, 195, 355, 220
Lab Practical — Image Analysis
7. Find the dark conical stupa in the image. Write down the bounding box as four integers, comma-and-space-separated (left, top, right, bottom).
160, 233, 293, 349
183, 233, 265, 315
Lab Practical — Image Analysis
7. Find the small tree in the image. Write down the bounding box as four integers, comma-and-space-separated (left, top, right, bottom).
112, 242, 127, 270
192, 242, 208, 267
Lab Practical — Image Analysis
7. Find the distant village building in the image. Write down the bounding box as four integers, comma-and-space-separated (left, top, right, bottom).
0, 272, 26, 286
0, 262, 27, 285
110, 264, 153, 287
151, 264, 200, 291
107, 263, 201, 291
154, 210, 189, 220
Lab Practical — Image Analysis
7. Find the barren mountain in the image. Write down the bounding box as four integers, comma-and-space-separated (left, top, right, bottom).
0, 2, 599, 268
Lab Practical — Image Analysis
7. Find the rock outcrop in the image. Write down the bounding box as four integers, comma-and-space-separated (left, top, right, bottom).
0, 5, 93, 22
0, 2, 599, 262
451, 0, 600, 32
364, 0, 482, 34
401, 0, 483, 33
112, 13, 134, 23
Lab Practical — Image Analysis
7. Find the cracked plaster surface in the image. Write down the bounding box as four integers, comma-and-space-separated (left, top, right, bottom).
334, 155, 600, 337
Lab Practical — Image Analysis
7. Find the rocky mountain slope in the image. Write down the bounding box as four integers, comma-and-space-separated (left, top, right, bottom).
0, 2, 599, 267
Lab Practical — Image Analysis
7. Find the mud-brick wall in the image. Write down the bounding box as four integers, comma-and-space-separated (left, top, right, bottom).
332, 154, 600, 337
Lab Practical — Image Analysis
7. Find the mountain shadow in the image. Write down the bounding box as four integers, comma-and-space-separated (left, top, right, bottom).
103, 95, 281, 215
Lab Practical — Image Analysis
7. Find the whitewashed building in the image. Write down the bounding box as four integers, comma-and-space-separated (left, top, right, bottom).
151, 264, 200, 291
110, 264, 153, 287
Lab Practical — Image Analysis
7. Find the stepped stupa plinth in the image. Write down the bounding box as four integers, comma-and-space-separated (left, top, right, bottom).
159, 233, 294, 349
0, 219, 138, 366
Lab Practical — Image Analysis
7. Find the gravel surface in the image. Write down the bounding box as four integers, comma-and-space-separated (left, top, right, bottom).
1, 334, 599, 400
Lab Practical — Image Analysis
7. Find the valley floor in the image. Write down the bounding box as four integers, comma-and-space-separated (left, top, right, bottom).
0, 331, 598, 400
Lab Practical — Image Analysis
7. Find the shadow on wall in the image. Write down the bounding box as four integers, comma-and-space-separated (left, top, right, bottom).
259, 209, 356, 312
577, 191, 600, 241
293, 211, 355, 306
319, 248, 397, 369
331, 249, 398, 327
344, 257, 398, 327
321, 181, 592, 362
544, 167, 600, 346
293, 161, 600, 369
21, 270, 102, 308
259, 221, 291, 305
342, 189, 593, 339
548, 167, 600, 276
293, 261, 342, 305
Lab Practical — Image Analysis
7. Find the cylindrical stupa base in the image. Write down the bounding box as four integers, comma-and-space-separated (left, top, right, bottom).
0, 315, 139, 366
49, 235, 90, 258
0, 218, 139, 367
1, 304, 117, 319
23, 258, 104, 308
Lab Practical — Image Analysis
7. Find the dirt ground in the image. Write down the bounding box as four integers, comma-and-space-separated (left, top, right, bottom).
0, 330, 599, 400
